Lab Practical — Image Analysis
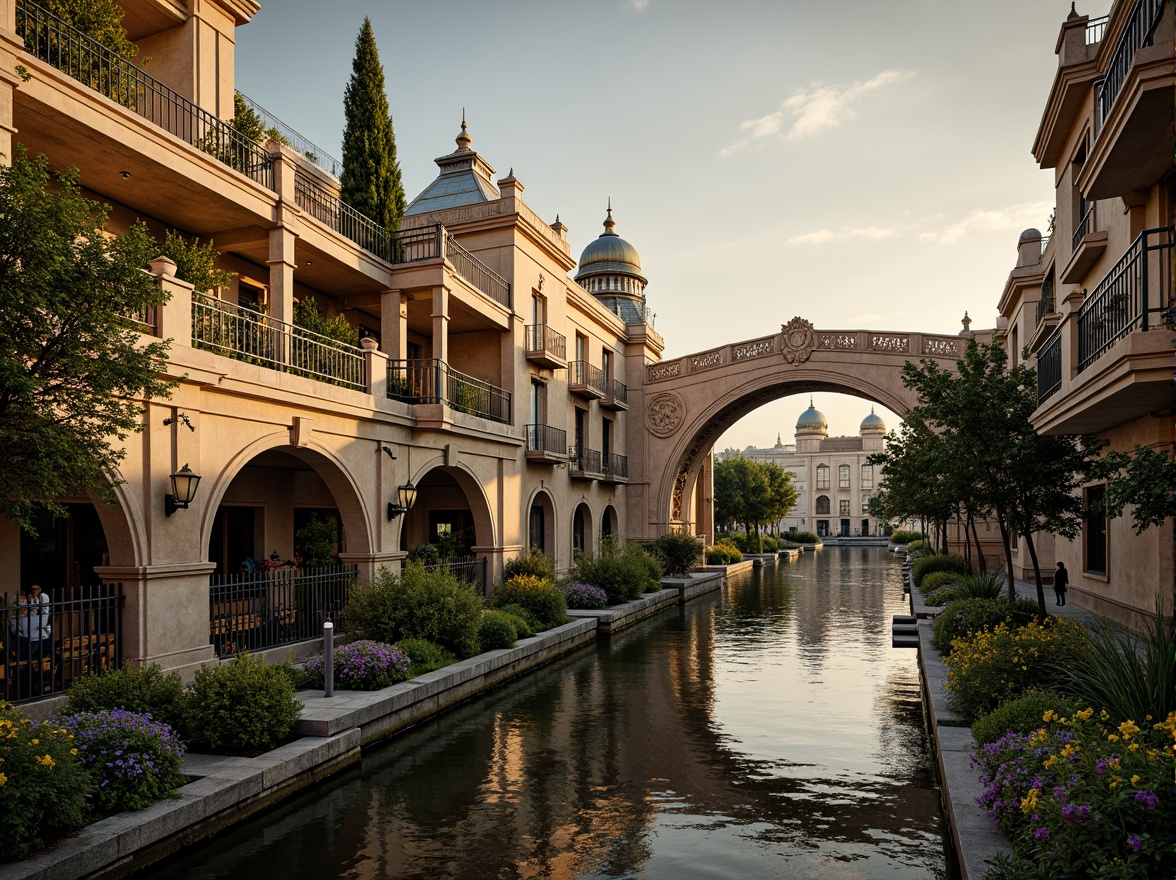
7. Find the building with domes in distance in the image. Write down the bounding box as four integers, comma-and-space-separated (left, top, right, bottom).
718, 403, 890, 538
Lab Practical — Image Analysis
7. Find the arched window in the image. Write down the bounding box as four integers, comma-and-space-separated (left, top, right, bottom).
816, 495, 830, 515
815, 465, 830, 490
838, 464, 851, 489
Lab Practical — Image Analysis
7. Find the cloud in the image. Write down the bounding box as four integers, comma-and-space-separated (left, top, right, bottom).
628, 0, 650, 9
784, 226, 900, 246
720, 69, 915, 156
917, 201, 1052, 244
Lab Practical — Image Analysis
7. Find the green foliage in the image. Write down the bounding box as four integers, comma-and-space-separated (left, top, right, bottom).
970, 690, 1079, 747
945, 570, 1008, 601
920, 570, 964, 604
294, 294, 358, 347
944, 619, 1090, 722
229, 93, 287, 147
63, 663, 188, 731
503, 548, 556, 583
713, 457, 798, 546
913, 552, 970, 588
790, 531, 820, 544
295, 514, 338, 567
491, 574, 566, 629
478, 611, 519, 652
759, 535, 779, 551
499, 611, 532, 640
0, 702, 91, 861
931, 597, 1040, 655
184, 653, 301, 755
1056, 603, 1176, 726
652, 530, 701, 577
574, 537, 660, 603
405, 543, 440, 567
340, 18, 406, 233
162, 230, 235, 296
394, 638, 456, 677
496, 603, 542, 634
345, 563, 483, 658
706, 540, 742, 564
0, 147, 174, 534
889, 529, 922, 544
40, 0, 141, 60
1091, 444, 1176, 534
273, 657, 311, 691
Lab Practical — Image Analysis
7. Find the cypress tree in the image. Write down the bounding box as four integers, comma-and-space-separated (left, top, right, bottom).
340, 18, 406, 233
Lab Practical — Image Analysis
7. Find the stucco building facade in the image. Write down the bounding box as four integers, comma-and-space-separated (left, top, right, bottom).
996, 0, 1173, 628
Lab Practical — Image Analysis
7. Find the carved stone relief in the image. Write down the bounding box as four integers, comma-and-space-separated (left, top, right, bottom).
869, 334, 910, 353
647, 392, 685, 437
647, 362, 682, 382
733, 339, 774, 360
922, 336, 959, 357
691, 350, 723, 370
817, 333, 858, 350
780, 317, 815, 365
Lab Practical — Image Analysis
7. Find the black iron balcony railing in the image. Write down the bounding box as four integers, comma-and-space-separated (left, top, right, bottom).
602, 453, 629, 480
568, 446, 602, 475
445, 233, 510, 309
294, 172, 392, 261
16, 0, 272, 189
607, 379, 628, 407
1095, 0, 1167, 135
1086, 14, 1110, 43
1077, 226, 1173, 371
570, 360, 607, 396
1037, 327, 1063, 405
192, 294, 366, 390
526, 424, 567, 456
526, 324, 567, 360
1072, 203, 1096, 252
209, 566, 356, 658
387, 358, 511, 424
1036, 269, 1056, 325
0, 584, 124, 705
236, 91, 342, 178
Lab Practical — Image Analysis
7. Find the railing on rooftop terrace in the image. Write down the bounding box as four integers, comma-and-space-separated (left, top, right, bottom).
16, 0, 272, 189
1072, 203, 1096, 251
1077, 226, 1173, 371
387, 359, 511, 424
192, 294, 366, 390
294, 172, 392, 261
1095, 0, 1167, 135
1086, 14, 1109, 43
1036, 328, 1062, 406
236, 92, 342, 178
445, 232, 511, 309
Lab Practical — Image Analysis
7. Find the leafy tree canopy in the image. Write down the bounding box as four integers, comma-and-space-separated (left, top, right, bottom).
294, 295, 358, 347
1092, 444, 1176, 534
340, 17, 406, 233
0, 146, 174, 533
161, 231, 234, 297
41, 0, 141, 61
714, 456, 798, 547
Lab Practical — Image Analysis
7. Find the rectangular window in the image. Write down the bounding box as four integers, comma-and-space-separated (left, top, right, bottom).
602, 418, 612, 460
530, 381, 543, 425
838, 464, 850, 490
1085, 485, 1107, 575
861, 494, 870, 514
861, 464, 874, 489
602, 350, 612, 385
839, 499, 850, 516
816, 465, 830, 490
576, 333, 587, 363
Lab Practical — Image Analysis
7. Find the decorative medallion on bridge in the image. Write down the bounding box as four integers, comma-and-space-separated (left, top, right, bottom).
780, 317, 815, 365
647, 392, 685, 437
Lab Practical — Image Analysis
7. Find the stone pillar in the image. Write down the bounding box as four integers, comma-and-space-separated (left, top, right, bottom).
0, 66, 17, 165
431, 286, 450, 363
696, 451, 714, 545
337, 552, 406, 584
362, 337, 387, 398
381, 289, 407, 360
150, 256, 194, 341
268, 226, 297, 326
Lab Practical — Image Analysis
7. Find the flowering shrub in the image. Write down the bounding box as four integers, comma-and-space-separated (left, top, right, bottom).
564, 582, 607, 610
492, 574, 566, 628
0, 702, 90, 861
945, 619, 1090, 721
61, 709, 186, 817
912, 552, 970, 588
63, 663, 188, 731
972, 708, 1176, 878
304, 640, 410, 691
930, 597, 1038, 655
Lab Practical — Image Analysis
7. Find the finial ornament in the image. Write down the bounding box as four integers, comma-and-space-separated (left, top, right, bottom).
456, 110, 471, 151
603, 201, 617, 236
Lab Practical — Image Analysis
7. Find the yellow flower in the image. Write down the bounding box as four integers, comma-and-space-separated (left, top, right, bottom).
1118, 720, 1140, 740
1076, 708, 1094, 722
29, 739, 38, 746
0, 773, 6, 787
1131, 775, 1141, 785
69, 748, 77, 755
37, 755, 54, 769
1042, 710, 1058, 723
1128, 743, 1139, 752
1108, 734, 1120, 743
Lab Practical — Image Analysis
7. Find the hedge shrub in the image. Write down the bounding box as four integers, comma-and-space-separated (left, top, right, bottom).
930, 597, 1039, 655
491, 574, 566, 628
920, 570, 963, 604
969, 690, 1079, 747
790, 531, 820, 544
394, 638, 456, 677
63, 663, 188, 732
652, 531, 700, 577
575, 538, 659, 604
496, 603, 542, 633
706, 541, 742, 564
563, 582, 608, 610
478, 611, 519, 652
889, 529, 922, 544
345, 562, 483, 659
912, 552, 970, 588
503, 547, 556, 583
184, 653, 301, 755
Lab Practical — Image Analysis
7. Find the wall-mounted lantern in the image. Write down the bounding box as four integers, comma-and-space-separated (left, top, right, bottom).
387, 480, 418, 521
165, 464, 201, 516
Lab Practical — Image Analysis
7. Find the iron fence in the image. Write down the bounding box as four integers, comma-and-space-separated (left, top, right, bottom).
1037, 328, 1063, 405
526, 324, 567, 360
608, 379, 629, 407
16, 0, 272, 189
387, 358, 511, 423
603, 452, 629, 480
1095, 0, 1167, 134
236, 91, 342, 177
0, 584, 123, 705
570, 360, 607, 396
1036, 269, 1056, 326
294, 172, 391, 261
1078, 227, 1173, 371
445, 233, 511, 309
1072, 203, 1096, 252
192, 294, 365, 389
209, 565, 357, 658
425, 555, 488, 596
569, 446, 603, 475
526, 423, 567, 456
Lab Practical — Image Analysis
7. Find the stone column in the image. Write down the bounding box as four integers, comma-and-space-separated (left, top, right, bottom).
268, 226, 297, 326
380, 289, 407, 360
362, 337, 387, 398
696, 451, 714, 545
431, 286, 450, 363
150, 256, 194, 341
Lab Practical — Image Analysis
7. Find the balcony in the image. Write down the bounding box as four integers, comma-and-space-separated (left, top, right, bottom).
525, 325, 567, 370
1061, 203, 1108, 283
525, 424, 568, 464
1078, 227, 1172, 372
1036, 328, 1063, 406
569, 361, 606, 400
387, 359, 511, 424
601, 453, 629, 483
602, 379, 629, 411
191, 295, 365, 390
568, 446, 603, 480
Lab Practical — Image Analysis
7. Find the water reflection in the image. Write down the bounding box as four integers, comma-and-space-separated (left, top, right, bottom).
142, 548, 950, 880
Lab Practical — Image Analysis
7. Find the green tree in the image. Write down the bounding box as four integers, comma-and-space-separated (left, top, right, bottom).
0, 147, 174, 533
40, 0, 141, 60
340, 18, 406, 234
868, 414, 954, 550
1092, 444, 1176, 534
294, 295, 358, 346
713, 456, 797, 550
161, 230, 235, 296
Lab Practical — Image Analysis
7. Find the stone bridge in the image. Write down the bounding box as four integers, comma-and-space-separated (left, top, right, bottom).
626, 317, 986, 539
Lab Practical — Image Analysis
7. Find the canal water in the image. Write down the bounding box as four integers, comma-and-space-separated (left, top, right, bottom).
143, 547, 952, 880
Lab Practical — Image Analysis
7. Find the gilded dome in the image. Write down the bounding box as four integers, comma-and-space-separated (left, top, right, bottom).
574, 207, 646, 282
860, 408, 886, 434
796, 403, 828, 434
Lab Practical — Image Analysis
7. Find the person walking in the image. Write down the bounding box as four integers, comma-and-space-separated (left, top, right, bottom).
1053, 562, 1069, 606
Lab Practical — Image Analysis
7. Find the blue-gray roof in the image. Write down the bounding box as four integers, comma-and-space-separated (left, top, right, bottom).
404, 168, 499, 216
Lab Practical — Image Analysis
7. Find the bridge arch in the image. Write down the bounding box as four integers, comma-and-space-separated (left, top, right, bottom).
632, 319, 979, 536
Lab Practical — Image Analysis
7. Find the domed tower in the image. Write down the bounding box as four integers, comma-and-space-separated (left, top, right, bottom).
794, 400, 828, 453
574, 204, 649, 325
859, 407, 886, 452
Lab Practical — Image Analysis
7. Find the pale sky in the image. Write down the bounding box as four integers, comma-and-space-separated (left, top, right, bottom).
234, 0, 1078, 448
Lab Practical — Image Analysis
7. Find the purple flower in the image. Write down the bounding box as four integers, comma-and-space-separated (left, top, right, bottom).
1134, 790, 1158, 811
1034, 827, 1049, 841
1127, 835, 1142, 854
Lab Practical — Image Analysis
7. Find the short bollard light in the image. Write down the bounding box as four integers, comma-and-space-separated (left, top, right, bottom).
323, 620, 334, 698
